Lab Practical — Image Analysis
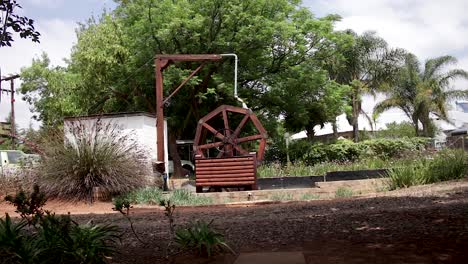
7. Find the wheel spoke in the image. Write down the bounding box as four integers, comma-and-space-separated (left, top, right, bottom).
196, 141, 224, 149
233, 145, 249, 155
222, 110, 231, 136
237, 134, 263, 143
202, 123, 224, 140
233, 114, 249, 137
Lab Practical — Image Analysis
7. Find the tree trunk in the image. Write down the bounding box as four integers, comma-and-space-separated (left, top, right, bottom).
421, 118, 431, 137
306, 127, 315, 140
168, 133, 184, 178
351, 94, 359, 142
412, 115, 420, 136
332, 120, 338, 139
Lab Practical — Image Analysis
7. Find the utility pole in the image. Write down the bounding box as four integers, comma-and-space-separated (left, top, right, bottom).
0, 74, 20, 149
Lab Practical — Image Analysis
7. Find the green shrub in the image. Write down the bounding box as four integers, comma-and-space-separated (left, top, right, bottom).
422, 149, 468, 184
170, 189, 213, 206
387, 149, 468, 190
4, 184, 46, 226
361, 137, 428, 159
300, 193, 320, 200
37, 120, 150, 202
1, 186, 120, 264
376, 122, 417, 138
269, 192, 293, 201
324, 140, 365, 162
175, 220, 234, 257
387, 164, 425, 190
281, 138, 428, 165
335, 187, 354, 198
263, 137, 287, 164
37, 213, 120, 264
258, 157, 418, 177
125, 187, 163, 205
0, 214, 33, 264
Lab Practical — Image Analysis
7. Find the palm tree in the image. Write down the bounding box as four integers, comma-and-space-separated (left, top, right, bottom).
374, 53, 468, 137
325, 30, 405, 141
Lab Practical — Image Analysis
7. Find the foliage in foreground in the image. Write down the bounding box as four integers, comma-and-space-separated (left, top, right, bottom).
387, 149, 468, 190
37, 120, 151, 202
1, 186, 120, 264
175, 220, 234, 257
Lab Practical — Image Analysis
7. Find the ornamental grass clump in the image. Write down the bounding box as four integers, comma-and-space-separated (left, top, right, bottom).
38, 119, 151, 202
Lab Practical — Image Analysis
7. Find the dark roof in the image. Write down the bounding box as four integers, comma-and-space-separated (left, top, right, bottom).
450, 128, 468, 136
64, 112, 156, 121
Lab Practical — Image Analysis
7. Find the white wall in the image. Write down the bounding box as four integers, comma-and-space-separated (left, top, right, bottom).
64, 114, 169, 174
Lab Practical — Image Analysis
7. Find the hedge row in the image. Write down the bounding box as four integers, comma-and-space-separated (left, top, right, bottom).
266, 137, 429, 165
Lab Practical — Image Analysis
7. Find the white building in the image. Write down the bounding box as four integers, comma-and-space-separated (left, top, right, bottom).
291, 100, 468, 141
64, 112, 169, 173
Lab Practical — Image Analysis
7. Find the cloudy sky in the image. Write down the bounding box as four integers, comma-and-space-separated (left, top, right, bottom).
1, 0, 468, 129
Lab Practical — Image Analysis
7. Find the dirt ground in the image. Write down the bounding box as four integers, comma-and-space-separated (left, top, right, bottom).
1, 179, 468, 263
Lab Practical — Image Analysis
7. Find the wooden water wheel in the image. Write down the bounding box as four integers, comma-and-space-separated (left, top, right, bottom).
193, 105, 268, 161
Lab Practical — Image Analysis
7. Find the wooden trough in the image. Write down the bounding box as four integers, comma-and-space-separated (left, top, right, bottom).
195, 154, 258, 193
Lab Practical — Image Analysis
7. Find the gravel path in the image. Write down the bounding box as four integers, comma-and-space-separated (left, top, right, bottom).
79, 180, 468, 263
2, 179, 468, 263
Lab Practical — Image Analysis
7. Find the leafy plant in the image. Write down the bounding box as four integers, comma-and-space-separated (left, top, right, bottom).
170, 189, 213, 206
387, 149, 468, 190
112, 197, 145, 245
4, 184, 46, 226
387, 165, 424, 190
335, 187, 354, 198
1, 186, 120, 264
376, 122, 417, 138
269, 192, 293, 201
423, 149, 468, 183
159, 199, 176, 235
37, 120, 151, 202
0, 214, 35, 264
300, 193, 320, 201
124, 187, 163, 205
175, 220, 234, 257
37, 212, 120, 264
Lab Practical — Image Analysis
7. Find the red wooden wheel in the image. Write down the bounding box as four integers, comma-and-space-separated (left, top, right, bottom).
193, 105, 268, 161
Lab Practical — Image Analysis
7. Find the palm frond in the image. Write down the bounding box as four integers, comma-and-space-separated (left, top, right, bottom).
373, 97, 402, 115
360, 110, 374, 130
443, 89, 468, 101
439, 69, 468, 87
423, 55, 457, 81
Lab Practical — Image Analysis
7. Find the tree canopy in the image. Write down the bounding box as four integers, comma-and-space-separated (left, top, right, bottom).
18, 0, 468, 156
21, 0, 350, 138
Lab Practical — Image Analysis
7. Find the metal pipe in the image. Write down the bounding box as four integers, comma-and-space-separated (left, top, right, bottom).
220, 53, 248, 109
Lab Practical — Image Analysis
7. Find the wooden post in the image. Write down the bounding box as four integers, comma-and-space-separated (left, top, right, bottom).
155, 58, 166, 168
10, 79, 15, 149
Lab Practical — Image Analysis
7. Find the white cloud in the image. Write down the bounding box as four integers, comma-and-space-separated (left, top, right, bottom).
304, 0, 468, 126
308, 0, 468, 61
0, 19, 77, 129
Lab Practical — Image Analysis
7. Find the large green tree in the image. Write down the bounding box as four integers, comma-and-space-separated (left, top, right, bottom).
374, 53, 468, 137
20, 53, 82, 126
20, 0, 351, 175
324, 30, 405, 141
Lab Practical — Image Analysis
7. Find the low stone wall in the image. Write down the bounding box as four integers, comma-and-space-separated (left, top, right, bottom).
325, 169, 388, 182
